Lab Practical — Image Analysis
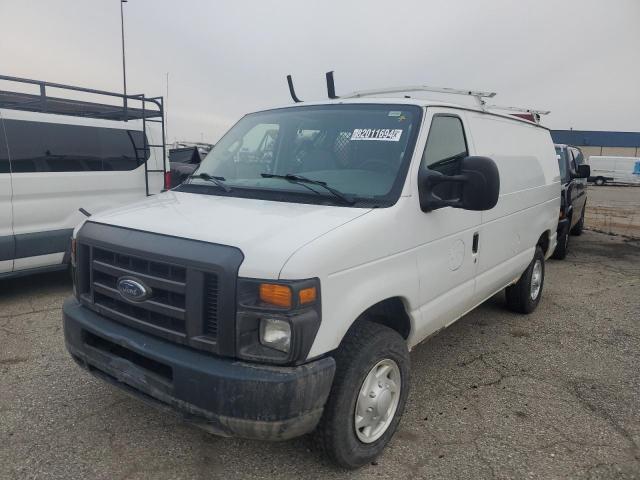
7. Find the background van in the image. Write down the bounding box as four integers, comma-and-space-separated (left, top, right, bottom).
589, 155, 640, 186
0, 75, 168, 278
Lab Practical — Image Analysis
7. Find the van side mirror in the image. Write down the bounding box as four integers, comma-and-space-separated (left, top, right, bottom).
418, 156, 500, 212
575, 164, 590, 179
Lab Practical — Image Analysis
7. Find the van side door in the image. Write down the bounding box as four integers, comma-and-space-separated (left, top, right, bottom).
0, 112, 14, 273
411, 110, 481, 342
468, 113, 557, 306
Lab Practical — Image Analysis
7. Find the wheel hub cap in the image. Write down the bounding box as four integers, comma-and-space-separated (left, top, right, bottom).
354, 359, 401, 443
530, 259, 542, 300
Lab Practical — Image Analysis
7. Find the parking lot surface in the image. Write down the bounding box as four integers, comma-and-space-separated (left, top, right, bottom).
586, 185, 640, 239
1, 230, 639, 480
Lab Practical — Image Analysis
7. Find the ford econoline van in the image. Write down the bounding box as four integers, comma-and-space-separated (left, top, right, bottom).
63, 87, 560, 467
0, 75, 169, 279
589, 155, 640, 186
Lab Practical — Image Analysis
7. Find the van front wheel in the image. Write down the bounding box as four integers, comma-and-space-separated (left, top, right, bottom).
313, 321, 410, 469
506, 246, 545, 314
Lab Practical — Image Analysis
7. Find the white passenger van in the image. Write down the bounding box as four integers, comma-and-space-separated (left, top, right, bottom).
0, 75, 168, 278
588, 155, 640, 185
63, 78, 559, 468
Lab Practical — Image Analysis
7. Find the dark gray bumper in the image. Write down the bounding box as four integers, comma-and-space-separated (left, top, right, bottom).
63, 297, 335, 440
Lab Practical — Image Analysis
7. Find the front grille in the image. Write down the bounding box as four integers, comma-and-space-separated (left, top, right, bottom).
79, 244, 223, 353
204, 274, 219, 338
90, 247, 188, 337
75, 222, 244, 358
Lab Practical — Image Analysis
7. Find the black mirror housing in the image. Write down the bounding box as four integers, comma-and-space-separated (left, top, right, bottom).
419, 156, 500, 212
576, 164, 590, 179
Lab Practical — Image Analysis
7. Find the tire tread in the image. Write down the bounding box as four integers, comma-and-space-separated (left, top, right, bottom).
313, 321, 409, 468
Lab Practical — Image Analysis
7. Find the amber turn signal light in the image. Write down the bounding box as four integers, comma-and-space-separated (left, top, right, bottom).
259, 283, 292, 308
299, 286, 317, 305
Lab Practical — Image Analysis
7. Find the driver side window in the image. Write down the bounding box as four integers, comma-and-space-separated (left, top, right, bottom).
422, 115, 468, 175
421, 115, 468, 200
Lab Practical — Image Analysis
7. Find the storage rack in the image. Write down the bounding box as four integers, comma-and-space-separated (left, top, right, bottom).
0, 74, 167, 196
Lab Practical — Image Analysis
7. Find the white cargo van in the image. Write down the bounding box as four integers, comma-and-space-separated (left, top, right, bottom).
589, 155, 640, 185
0, 75, 169, 278
63, 81, 559, 468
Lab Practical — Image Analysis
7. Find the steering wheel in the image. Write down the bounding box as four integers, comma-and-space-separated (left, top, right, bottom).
359, 158, 394, 174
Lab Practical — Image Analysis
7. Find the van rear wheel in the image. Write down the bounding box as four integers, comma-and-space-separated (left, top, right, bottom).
313, 321, 410, 469
506, 246, 545, 314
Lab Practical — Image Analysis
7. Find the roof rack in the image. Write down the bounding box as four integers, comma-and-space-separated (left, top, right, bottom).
486, 104, 551, 124
286, 71, 496, 107
0, 74, 162, 121
0, 74, 167, 196
340, 85, 497, 107
286, 71, 548, 125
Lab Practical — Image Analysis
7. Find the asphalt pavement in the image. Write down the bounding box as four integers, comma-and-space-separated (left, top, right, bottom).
1, 230, 639, 479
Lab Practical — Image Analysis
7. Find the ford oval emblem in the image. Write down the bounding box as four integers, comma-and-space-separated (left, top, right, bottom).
117, 277, 152, 302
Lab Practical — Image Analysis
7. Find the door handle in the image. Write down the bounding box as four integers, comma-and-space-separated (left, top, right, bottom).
472, 232, 479, 254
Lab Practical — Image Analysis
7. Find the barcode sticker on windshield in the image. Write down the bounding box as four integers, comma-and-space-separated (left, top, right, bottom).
351, 129, 403, 142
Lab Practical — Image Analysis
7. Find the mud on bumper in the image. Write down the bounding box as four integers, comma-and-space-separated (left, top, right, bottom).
63, 297, 335, 440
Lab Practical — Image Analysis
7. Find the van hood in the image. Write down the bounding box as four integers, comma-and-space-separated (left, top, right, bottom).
89, 191, 372, 278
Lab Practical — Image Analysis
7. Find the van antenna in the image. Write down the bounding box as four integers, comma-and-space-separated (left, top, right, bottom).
326, 71, 339, 99
286, 75, 303, 103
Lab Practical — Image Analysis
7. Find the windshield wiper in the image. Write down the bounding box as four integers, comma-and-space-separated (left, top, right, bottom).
188, 172, 231, 192
261, 173, 355, 205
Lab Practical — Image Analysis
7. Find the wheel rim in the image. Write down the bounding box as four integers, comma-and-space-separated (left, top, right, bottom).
354, 359, 401, 444
530, 259, 543, 300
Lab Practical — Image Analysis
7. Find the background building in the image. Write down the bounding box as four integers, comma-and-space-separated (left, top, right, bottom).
551, 130, 640, 159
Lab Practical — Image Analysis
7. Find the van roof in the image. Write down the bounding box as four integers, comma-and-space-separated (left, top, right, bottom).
258, 97, 550, 130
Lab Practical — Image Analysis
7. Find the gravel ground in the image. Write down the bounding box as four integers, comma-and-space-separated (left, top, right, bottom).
1, 230, 639, 480
586, 185, 640, 239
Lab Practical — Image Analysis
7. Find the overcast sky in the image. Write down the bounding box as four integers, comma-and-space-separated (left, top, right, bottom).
1, 0, 639, 143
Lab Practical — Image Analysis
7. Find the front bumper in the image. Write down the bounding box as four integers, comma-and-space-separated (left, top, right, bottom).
63, 297, 335, 440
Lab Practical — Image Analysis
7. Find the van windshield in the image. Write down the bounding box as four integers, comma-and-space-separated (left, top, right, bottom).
177, 104, 422, 207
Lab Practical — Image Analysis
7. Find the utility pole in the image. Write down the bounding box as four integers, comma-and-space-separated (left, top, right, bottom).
165, 72, 169, 143
120, 0, 128, 118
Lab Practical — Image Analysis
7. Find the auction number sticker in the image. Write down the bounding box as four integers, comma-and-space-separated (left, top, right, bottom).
351, 128, 403, 142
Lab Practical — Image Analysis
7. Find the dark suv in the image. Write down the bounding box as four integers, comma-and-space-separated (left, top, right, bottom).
553, 144, 590, 259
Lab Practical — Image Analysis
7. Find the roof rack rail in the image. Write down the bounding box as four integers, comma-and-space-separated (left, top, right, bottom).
486, 104, 550, 124
285, 72, 497, 107
341, 85, 497, 107
0, 74, 162, 121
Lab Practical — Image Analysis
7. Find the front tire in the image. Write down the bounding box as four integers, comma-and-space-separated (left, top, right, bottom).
506, 246, 545, 314
594, 177, 605, 186
314, 321, 410, 469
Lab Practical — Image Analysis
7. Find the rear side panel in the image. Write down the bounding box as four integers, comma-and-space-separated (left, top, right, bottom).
465, 112, 560, 302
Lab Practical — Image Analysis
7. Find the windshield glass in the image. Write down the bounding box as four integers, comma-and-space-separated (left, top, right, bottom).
555, 146, 568, 181
178, 104, 422, 207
